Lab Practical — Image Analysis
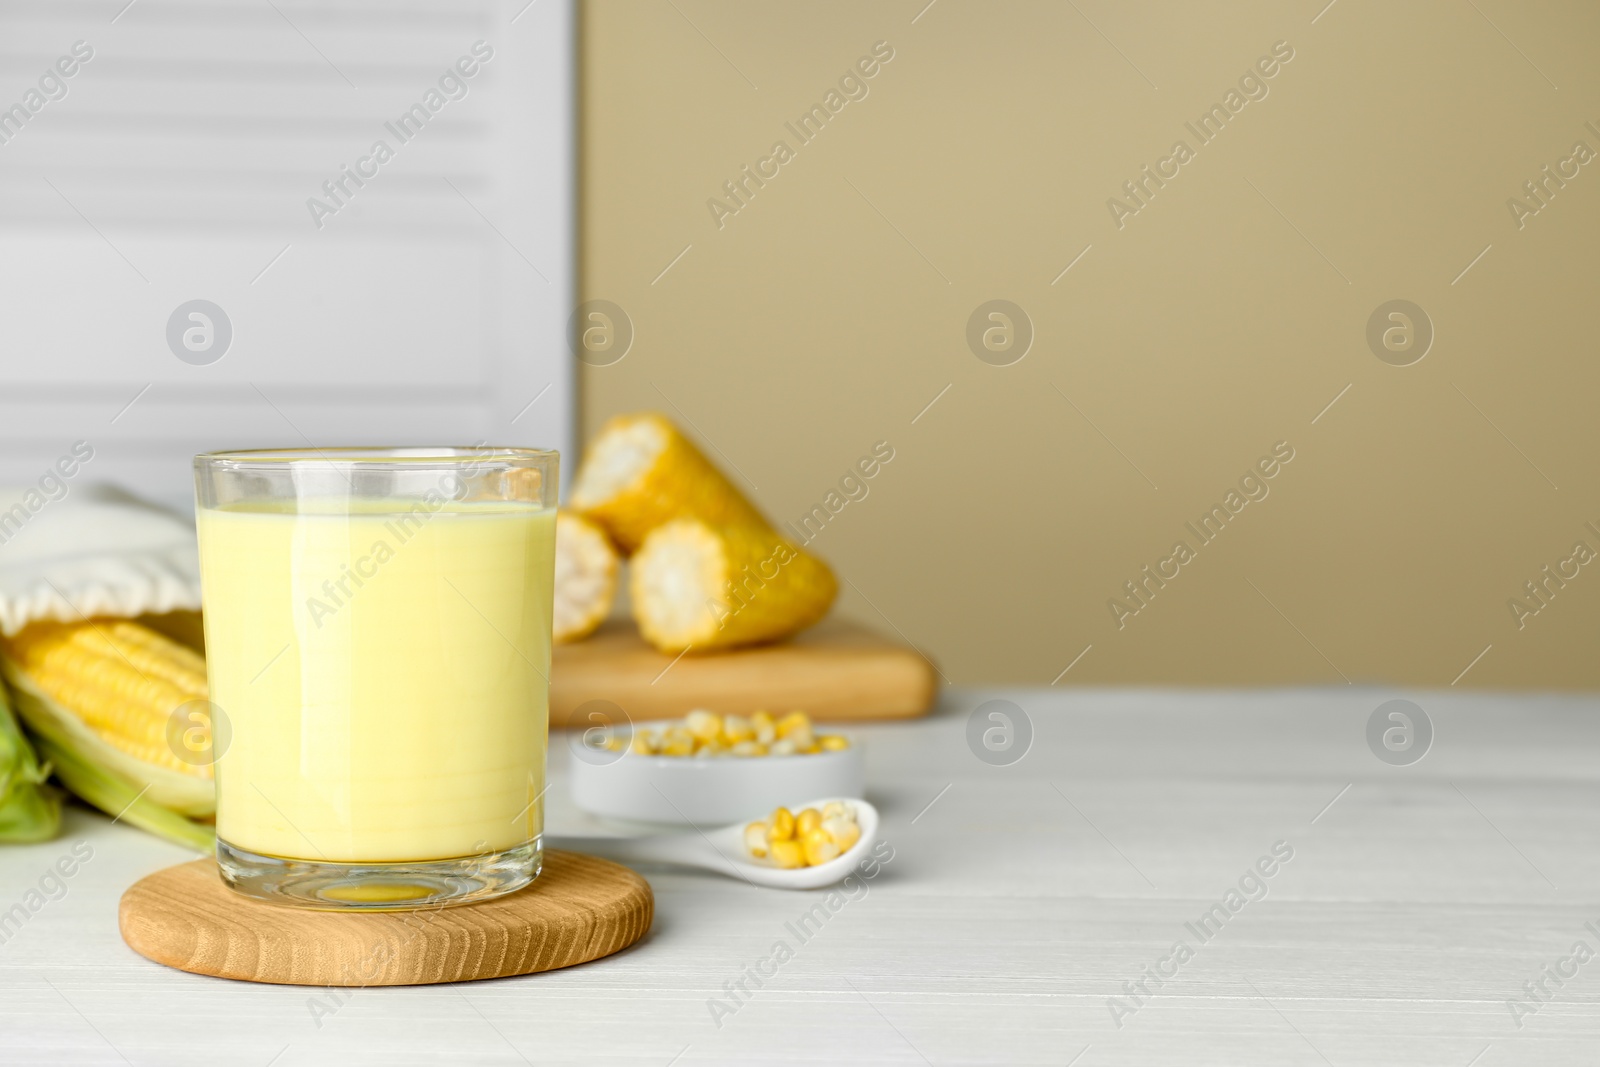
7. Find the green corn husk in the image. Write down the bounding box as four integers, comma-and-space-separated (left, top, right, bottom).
29, 731, 214, 854
0, 680, 62, 842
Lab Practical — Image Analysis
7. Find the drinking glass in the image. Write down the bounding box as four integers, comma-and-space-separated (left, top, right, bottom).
193, 447, 557, 909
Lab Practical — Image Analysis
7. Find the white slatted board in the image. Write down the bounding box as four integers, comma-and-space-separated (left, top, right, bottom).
0, 0, 574, 509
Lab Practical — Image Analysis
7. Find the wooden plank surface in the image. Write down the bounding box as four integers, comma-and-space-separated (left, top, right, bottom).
118, 852, 652, 987
549, 618, 938, 726
2, 687, 1598, 1065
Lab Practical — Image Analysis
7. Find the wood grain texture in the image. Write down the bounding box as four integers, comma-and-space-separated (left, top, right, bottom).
549, 617, 937, 726
118, 850, 652, 986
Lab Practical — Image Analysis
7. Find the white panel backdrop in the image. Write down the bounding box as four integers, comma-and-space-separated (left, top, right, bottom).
0, 0, 575, 510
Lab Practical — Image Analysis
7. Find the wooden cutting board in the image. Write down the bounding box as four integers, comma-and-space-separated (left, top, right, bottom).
549, 618, 938, 727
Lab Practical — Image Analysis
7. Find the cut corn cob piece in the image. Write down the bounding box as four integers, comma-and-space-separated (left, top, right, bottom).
0, 619, 215, 817
630, 520, 836, 652
0, 675, 60, 842
553, 510, 619, 643
570, 412, 766, 554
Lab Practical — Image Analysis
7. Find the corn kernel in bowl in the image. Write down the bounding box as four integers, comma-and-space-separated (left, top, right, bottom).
628, 710, 848, 759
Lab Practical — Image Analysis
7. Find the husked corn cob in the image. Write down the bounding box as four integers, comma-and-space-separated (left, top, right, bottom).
553, 510, 619, 643
570, 412, 766, 554
6, 620, 208, 774
0, 619, 216, 819
630, 520, 836, 652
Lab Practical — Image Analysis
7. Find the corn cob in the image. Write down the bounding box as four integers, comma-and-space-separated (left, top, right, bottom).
630, 520, 837, 652
553, 510, 619, 643
0, 619, 215, 819
0, 675, 60, 842
570, 412, 766, 554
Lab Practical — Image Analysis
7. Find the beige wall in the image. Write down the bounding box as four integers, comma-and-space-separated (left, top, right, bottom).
578, 0, 1600, 688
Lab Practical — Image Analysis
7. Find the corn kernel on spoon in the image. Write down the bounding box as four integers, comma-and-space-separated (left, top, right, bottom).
548, 797, 878, 890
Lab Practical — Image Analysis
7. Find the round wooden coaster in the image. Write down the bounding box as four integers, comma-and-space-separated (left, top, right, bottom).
118, 850, 652, 986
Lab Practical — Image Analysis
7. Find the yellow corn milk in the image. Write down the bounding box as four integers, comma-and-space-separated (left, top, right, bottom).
197, 500, 554, 863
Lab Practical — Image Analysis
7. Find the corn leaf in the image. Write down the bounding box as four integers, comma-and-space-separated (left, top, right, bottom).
31, 733, 214, 854
0, 680, 61, 842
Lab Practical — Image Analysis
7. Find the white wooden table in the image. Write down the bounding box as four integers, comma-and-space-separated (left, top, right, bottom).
3, 688, 1597, 1065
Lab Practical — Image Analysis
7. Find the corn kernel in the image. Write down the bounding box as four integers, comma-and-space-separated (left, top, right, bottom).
769, 839, 805, 869
768, 806, 795, 841
752, 710, 776, 745
743, 801, 863, 866
685, 709, 722, 742
824, 817, 861, 852
637, 711, 843, 760
776, 710, 811, 739
722, 713, 754, 744
802, 829, 841, 866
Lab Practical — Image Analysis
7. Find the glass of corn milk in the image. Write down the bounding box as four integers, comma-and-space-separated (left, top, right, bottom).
193, 447, 557, 909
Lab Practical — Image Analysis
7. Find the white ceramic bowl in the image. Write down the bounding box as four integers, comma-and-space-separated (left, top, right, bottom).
568, 723, 865, 825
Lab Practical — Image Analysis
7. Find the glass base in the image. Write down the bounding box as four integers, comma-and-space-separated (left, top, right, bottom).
217, 838, 541, 911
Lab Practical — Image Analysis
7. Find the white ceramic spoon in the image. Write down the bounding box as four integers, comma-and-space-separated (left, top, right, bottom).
548, 797, 879, 890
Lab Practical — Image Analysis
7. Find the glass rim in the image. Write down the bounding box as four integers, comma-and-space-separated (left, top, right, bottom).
194, 445, 558, 472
